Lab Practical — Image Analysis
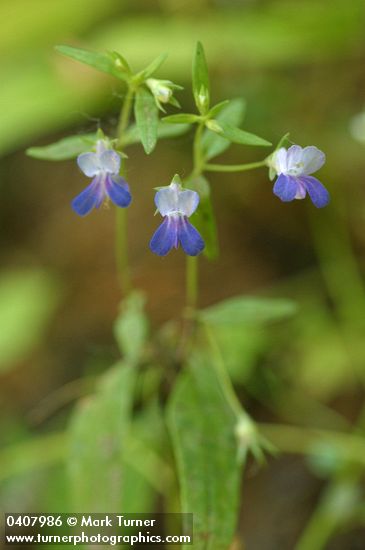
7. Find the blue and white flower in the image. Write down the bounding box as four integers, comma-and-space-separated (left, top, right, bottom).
150, 178, 205, 256
270, 145, 329, 208
72, 140, 131, 216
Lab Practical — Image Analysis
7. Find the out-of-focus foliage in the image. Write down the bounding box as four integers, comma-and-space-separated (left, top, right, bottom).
0, 270, 60, 373
68, 362, 154, 512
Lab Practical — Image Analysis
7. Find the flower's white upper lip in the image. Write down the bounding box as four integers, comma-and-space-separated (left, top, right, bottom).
155, 182, 200, 218
272, 145, 326, 177
77, 142, 121, 178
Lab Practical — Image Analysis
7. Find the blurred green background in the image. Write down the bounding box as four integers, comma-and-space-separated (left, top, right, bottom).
1, 0, 365, 548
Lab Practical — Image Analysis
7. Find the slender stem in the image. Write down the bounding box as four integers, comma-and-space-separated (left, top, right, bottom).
192, 122, 205, 176
116, 207, 132, 294
183, 121, 205, 312
117, 85, 134, 143
204, 160, 267, 172
115, 85, 134, 294
258, 422, 365, 466
186, 256, 198, 311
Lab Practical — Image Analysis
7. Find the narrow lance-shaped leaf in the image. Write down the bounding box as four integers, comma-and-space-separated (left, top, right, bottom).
134, 87, 159, 154
167, 354, 242, 549
212, 121, 272, 147
121, 121, 191, 147
200, 296, 298, 326
136, 52, 168, 80
192, 42, 210, 114
208, 100, 230, 117
55, 45, 128, 81
201, 98, 246, 160
26, 133, 97, 160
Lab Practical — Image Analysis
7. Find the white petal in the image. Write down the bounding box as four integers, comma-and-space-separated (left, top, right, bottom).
177, 190, 200, 217
271, 148, 288, 174
301, 146, 325, 175
100, 150, 121, 174
286, 145, 303, 171
155, 185, 179, 216
77, 152, 100, 177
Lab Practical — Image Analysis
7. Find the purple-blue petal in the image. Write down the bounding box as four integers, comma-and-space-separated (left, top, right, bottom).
299, 176, 330, 208
105, 175, 132, 208
71, 176, 104, 216
178, 217, 205, 256
150, 216, 178, 256
273, 174, 298, 202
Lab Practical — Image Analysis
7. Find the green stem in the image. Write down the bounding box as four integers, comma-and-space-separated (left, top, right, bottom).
186, 255, 198, 311
115, 85, 134, 294
204, 160, 267, 172
258, 422, 365, 466
183, 122, 205, 312
192, 122, 205, 177
117, 85, 134, 143
116, 208, 132, 294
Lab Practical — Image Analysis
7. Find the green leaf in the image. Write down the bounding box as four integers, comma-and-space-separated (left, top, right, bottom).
134, 87, 159, 154
55, 45, 129, 81
208, 100, 230, 118
121, 121, 190, 147
0, 270, 60, 373
192, 42, 210, 114
26, 133, 97, 160
200, 296, 298, 326
167, 354, 242, 549
114, 291, 149, 365
201, 98, 246, 160
124, 400, 172, 497
213, 121, 272, 147
162, 113, 201, 124
188, 176, 219, 260
136, 52, 168, 80
68, 363, 136, 511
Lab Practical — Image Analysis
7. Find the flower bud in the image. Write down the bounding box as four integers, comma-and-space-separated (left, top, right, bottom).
196, 85, 210, 114
146, 78, 173, 104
